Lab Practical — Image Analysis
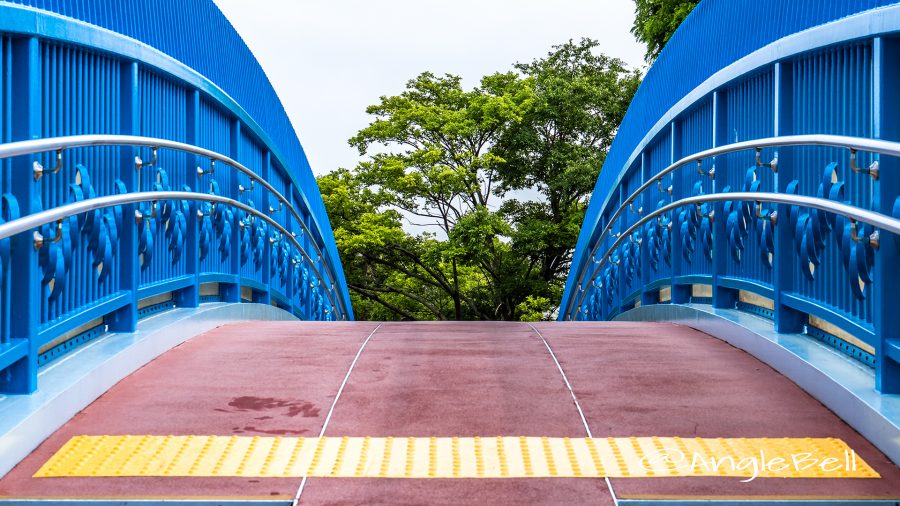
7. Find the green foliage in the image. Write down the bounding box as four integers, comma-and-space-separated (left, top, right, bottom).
495, 39, 641, 294
631, 0, 699, 62
517, 296, 553, 322
320, 39, 640, 320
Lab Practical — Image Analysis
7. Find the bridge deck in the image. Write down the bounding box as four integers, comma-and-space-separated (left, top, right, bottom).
1, 321, 898, 504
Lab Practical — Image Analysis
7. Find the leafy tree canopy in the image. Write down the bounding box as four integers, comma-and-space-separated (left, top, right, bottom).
320, 39, 640, 321
631, 0, 699, 62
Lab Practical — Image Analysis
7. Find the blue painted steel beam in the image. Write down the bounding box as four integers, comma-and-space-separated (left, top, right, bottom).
4, 36, 41, 393
873, 36, 900, 393
106, 61, 140, 333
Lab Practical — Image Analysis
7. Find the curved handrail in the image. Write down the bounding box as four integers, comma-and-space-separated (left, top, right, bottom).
0, 134, 347, 319
563, 134, 900, 319
565, 192, 900, 320
0, 191, 345, 320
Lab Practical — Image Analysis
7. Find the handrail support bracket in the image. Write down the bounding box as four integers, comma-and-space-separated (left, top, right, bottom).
33, 149, 63, 181
697, 160, 715, 180
849, 218, 879, 249
756, 148, 778, 172
197, 159, 216, 177
850, 149, 879, 180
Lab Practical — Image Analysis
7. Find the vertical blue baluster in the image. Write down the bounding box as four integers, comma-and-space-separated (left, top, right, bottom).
669, 122, 690, 304
640, 152, 655, 307
3, 36, 40, 394
285, 182, 295, 313
873, 37, 900, 393
107, 61, 139, 332
0, 37, 9, 346
305, 212, 315, 320
256, 149, 271, 305
300, 203, 310, 319
773, 62, 805, 333
175, 89, 199, 308
224, 118, 240, 303
712, 90, 736, 309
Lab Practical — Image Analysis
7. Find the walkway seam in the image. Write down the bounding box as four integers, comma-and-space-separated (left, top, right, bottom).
291, 323, 383, 506
527, 323, 619, 506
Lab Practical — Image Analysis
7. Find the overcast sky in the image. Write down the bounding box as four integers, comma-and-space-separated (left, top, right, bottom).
211, 0, 645, 176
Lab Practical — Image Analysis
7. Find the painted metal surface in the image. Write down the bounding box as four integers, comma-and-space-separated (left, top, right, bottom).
0, 190, 346, 314
0, 0, 354, 395
571, 191, 900, 306
561, 1, 900, 393
0, 135, 347, 318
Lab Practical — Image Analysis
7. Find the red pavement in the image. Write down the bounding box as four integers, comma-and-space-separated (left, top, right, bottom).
0, 320, 898, 504
0, 322, 378, 501
300, 322, 613, 505
533, 322, 900, 501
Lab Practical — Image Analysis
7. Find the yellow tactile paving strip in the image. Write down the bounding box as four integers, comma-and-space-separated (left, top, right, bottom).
34, 435, 879, 479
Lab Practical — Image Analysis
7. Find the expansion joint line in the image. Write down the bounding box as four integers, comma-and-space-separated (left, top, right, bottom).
526, 323, 619, 506
292, 323, 383, 506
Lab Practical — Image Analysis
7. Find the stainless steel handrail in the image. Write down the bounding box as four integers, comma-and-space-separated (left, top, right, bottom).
566, 192, 900, 320
563, 134, 900, 319
0, 191, 344, 320
0, 134, 346, 319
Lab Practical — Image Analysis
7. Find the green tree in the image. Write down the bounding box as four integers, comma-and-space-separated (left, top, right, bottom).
494, 39, 640, 303
346, 71, 532, 320
320, 39, 640, 321
631, 0, 699, 62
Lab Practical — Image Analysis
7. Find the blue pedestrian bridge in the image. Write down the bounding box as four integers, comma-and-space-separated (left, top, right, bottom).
0, 1, 899, 504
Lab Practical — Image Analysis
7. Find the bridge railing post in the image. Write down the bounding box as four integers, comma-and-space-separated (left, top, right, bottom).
255, 150, 272, 306
107, 62, 140, 332
223, 119, 242, 303
711, 91, 737, 309
595, 215, 605, 320
0, 85, 7, 355
874, 37, 900, 393
2, 36, 41, 394
773, 62, 805, 333
615, 185, 624, 315
669, 122, 690, 304
639, 152, 654, 307
174, 89, 201, 309
284, 183, 295, 311
297, 208, 308, 319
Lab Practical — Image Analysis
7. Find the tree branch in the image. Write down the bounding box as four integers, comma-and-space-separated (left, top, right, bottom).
349, 284, 418, 320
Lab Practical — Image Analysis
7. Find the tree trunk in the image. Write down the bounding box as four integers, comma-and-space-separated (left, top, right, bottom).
452, 258, 462, 320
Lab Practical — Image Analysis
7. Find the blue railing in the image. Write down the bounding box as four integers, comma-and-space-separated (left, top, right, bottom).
561, 1, 900, 393
0, 1, 354, 395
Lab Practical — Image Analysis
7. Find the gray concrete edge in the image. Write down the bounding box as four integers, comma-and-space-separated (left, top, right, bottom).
614, 304, 900, 466
0, 302, 297, 479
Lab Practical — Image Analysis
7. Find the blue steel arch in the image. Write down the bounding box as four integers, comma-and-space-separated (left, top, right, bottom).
0, 0, 353, 394
562, 1, 900, 392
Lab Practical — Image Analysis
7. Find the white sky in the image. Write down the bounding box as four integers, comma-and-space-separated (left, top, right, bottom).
211, 0, 645, 177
